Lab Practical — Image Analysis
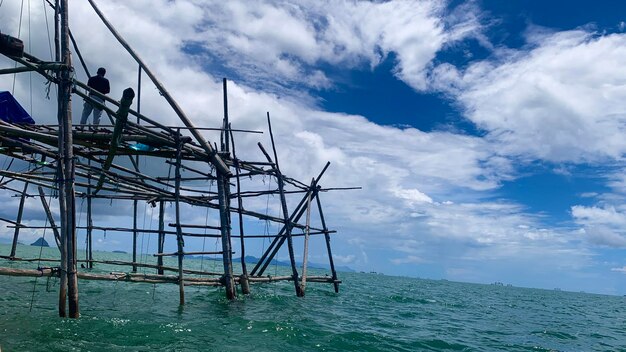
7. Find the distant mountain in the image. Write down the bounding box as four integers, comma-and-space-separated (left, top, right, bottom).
30, 237, 50, 247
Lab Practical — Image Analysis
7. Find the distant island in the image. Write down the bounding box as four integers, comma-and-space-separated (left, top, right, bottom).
30, 237, 49, 247
112, 250, 128, 254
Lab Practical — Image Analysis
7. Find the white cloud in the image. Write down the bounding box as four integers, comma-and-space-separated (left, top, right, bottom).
572, 205, 626, 247
611, 266, 626, 273
391, 255, 427, 265
182, 0, 481, 93
433, 30, 626, 163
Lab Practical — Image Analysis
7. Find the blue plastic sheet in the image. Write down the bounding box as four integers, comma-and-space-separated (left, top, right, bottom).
0, 91, 35, 124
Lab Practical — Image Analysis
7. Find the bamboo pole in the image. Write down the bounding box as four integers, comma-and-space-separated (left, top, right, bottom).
9, 182, 29, 258
86, 164, 93, 269
230, 125, 249, 294
174, 133, 186, 305
132, 199, 138, 273
217, 165, 236, 299
265, 112, 302, 297
316, 193, 340, 293
299, 179, 314, 296
157, 200, 165, 275
58, 0, 79, 318
0, 267, 339, 286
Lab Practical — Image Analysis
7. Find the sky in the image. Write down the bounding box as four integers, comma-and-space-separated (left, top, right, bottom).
0, 0, 626, 295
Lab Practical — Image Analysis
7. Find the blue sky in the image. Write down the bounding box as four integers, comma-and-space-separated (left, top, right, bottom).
1, 0, 626, 295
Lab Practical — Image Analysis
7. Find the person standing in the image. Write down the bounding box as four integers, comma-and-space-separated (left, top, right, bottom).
80, 67, 110, 126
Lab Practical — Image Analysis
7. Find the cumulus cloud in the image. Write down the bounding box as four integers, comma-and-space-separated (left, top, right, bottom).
432, 29, 626, 163
611, 266, 626, 273
572, 205, 626, 247
184, 0, 481, 93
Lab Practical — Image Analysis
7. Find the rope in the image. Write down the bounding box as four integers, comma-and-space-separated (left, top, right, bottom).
12, 0, 26, 94
27, 0, 34, 116
42, 0, 54, 61
139, 201, 147, 271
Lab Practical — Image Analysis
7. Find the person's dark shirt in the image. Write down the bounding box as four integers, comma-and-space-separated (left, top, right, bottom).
87, 74, 110, 95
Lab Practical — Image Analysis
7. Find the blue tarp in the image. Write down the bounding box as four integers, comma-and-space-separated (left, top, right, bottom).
0, 91, 35, 124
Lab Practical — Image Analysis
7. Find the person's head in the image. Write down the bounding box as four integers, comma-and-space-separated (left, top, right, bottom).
97, 67, 106, 76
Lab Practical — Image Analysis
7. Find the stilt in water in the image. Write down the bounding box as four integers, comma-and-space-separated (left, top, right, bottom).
299, 178, 315, 297
316, 192, 340, 293
132, 199, 138, 273
157, 200, 165, 275
86, 170, 93, 269
174, 131, 187, 305
229, 124, 250, 295
218, 80, 235, 299
9, 182, 29, 259
266, 112, 302, 297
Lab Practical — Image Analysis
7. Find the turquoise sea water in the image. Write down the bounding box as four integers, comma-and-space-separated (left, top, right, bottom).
0, 244, 625, 351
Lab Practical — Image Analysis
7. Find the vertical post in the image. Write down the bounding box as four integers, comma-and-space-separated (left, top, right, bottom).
132, 200, 138, 273
86, 182, 93, 269
174, 131, 185, 305
9, 182, 29, 258
58, 0, 79, 318
222, 78, 229, 153
316, 194, 339, 293
299, 179, 314, 296
218, 82, 235, 299
54, 0, 67, 318
229, 125, 249, 294
57, 163, 67, 317
133, 64, 141, 273
217, 170, 235, 299
157, 200, 165, 275
266, 112, 302, 297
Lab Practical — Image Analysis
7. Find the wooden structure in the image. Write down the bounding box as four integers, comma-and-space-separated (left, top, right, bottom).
0, 0, 348, 318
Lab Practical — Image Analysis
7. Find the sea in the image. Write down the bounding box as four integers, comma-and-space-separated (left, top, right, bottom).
0, 243, 625, 351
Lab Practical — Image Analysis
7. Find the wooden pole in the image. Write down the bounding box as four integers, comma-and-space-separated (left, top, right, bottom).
157, 200, 165, 275
217, 167, 235, 299
299, 179, 314, 296
230, 125, 249, 294
9, 182, 29, 258
132, 200, 138, 273
222, 78, 229, 153
316, 193, 339, 293
133, 64, 142, 273
58, 0, 79, 318
174, 132, 186, 305
86, 165, 93, 269
266, 112, 302, 297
